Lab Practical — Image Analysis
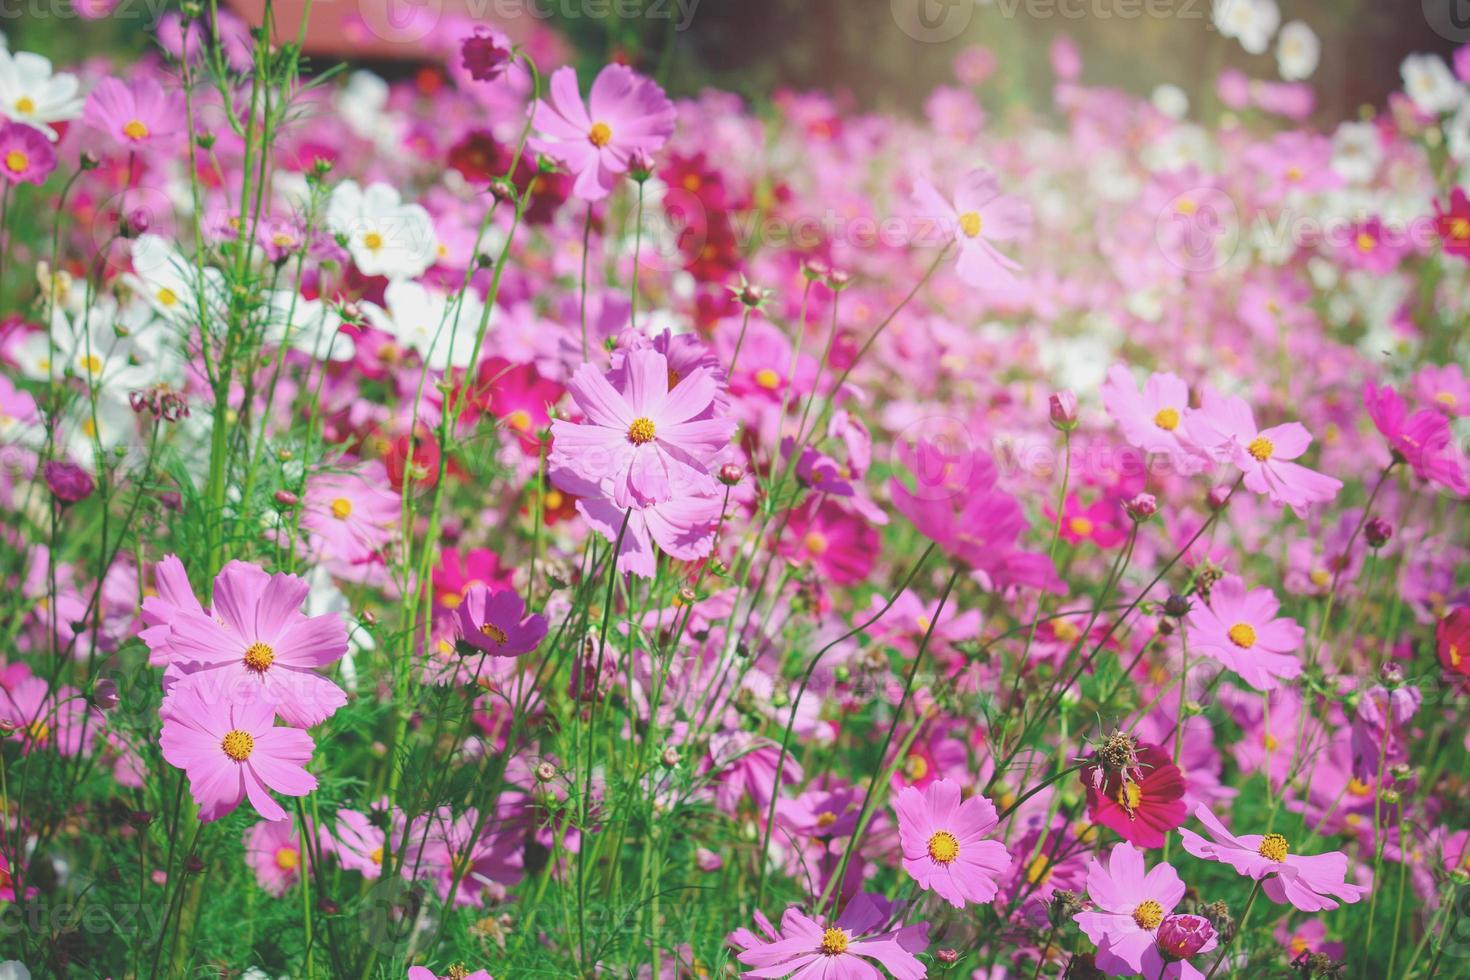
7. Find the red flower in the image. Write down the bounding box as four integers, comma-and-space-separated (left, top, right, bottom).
1083, 744, 1187, 849
1435, 186, 1470, 263
1438, 607, 1470, 681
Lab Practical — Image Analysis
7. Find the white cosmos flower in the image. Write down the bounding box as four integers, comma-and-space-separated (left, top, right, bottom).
264, 291, 356, 362
1276, 21, 1320, 81
1401, 53, 1465, 116
1151, 84, 1189, 120
15, 301, 150, 397
363, 280, 488, 372
327, 181, 438, 280
1330, 121, 1382, 184
0, 49, 83, 141
1214, 0, 1280, 56
126, 234, 228, 326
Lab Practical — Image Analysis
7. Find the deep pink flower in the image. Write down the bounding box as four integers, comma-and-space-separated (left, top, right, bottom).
1364, 380, 1470, 495
1178, 804, 1368, 911
1435, 186, 1470, 263
1073, 841, 1186, 974
42, 459, 94, 502
1048, 492, 1129, 549
780, 499, 879, 586
1143, 913, 1219, 979
549, 349, 735, 509
460, 25, 512, 82
913, 169, 1032, 290
1083, 743, 1188, 849
531, 64, 675, 201
161, 560, 349, 728
1186, 575, 1304, 691
732, 892, 929, 979
1188, 388, 1342, 516
890, 439, 1064, 594
453, 585, 548, 657
0, 121, 56, 185
83, 76, 182, 148
159, 678, 316, 822
893, 778, 1011, 908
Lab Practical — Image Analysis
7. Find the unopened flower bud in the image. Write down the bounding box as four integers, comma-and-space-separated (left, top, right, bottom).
273, 490, 299, 509
1206, 485, 1232, 510
719, 463, 744, 485
93, 678, 119, 711
44, 460, 94, 504
126, 810, 153, 828
935, 948, 959, 963
1164, 594, 1193, 618
1379, 661, 1404, 687
1125, 492, 1158, 522
1049, 390, 1079, 431
1155, 914, 1216, 960
535, 761, 557, 783
660, 746, 680, 768
1365, 517, 1393, 548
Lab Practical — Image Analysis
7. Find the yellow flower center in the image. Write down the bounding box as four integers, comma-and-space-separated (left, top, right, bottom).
754, 367, 781, 390
1285, 166, 1303, 181
1026, 853, 1052, 885
1228, 623, 1257, 648
1435, 391, 1459, 409
362, 231, 384, 252
927, 830, 960, 864
814, 811, 838, 830
1175, 197, 1197, 215
904, 754, 929, 781
3, 150, 28, 174
243, 641, 276, 673
1258, 832, 1289, 862
221, 729, 255, 761
122, 119, 150, 140
1347, 777, 1372, 797
1263, 733, 1279, 750
1153, 407, 1181, 431
275, 847, 299, 871
958, 211, 982, 238
1355, 231, 1376, 252
1309, 568, 1331, 588
1247, 436, 1274, 462
156, 287, 178, 307
479, 622, 508, 645
819, 927, 849, 955
1116, 781, 1143, 810
27, 720, 50, 744
1132, 899, 1165, 930
14, 96, 35, 114
1069, 516, 1095, 537
331, 497, 353, 520
588, 122, 613, 147
626, 417, 657, 445
803, 531, 829, 556
369, 846, 384, 865
78, 354, 103, 376
507, 409, 532, 432
1451, 218, 1470, 241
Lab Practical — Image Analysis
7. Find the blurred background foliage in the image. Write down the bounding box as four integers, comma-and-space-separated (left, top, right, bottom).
2, 0, 1463, 120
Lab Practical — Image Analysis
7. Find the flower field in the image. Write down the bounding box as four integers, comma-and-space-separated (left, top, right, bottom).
0, 3, 1468, 978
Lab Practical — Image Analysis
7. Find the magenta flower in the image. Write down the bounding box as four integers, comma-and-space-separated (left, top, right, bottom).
531, 64, 675, 201
732, 892, 929, 979
892, 777, 1011, 908
913, 168, 1032, 289
453, 585, 548, 657
549, 349, 735, 509
1186, 575, 1304, 691
1073, 841, 1186, 975
42, 459, 94, 503
1100, 364, 1207, 474
0, 121, 56, 185
1188, 387, 1342, 516
460, 25, 512, 82
1178, 804, 1368, 911
1143, 913, 1219, 979
1364, 380, 1470, 495
161, 560, 349, 728
159, 678, 316, 822
1082, 743, 1188, 849
83, 76, 182, 148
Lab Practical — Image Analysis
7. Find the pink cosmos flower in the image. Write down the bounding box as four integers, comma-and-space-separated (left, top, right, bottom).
732, 892, 929, 979
330, 808, 385, 879
83, 76, 182, 148
1100, 365, 1206, 474
139, 554, 206, 667
1413, 362, 1470, 417
549, 349, 735, 509
531, 64, 675, 201
913, 168, 1032, 290
892, 777, 1011, 908
1436, 186, 1470, 262
1364, 381, 1470, 495
300, 463, 402, 567
161, 560, 349, 728
1073, 841, 1186, 975
780, 499, 879, 586
244, 818, 304, 896
453, 585, 548, 657
0, 676, 91, 756
1188, 388, 1342, 516
0, 121, 56, 185
1178, 804, 1369, 911
159, 678, 316, 822
1047, 492, 1129, 549
1186, 575, 1304, 691
407, 968, 492, 980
